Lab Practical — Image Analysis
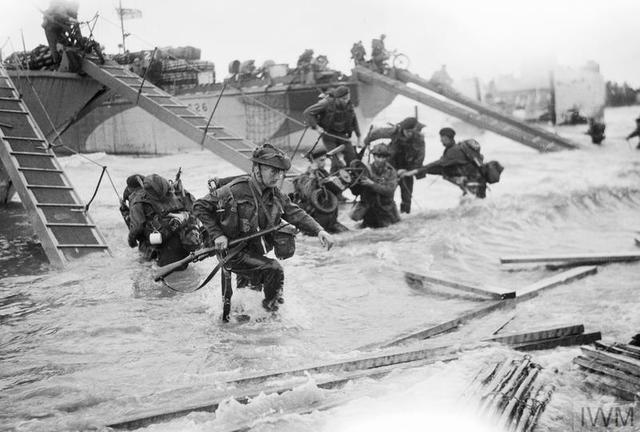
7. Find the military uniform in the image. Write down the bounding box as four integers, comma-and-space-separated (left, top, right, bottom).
194, 175, 323, 306
128, 174, 200, 266
415, 139, 487, 198
365, 117, 425, 213
303, 86, 361, 173
351, 144, 400, 228
292, 166, 347, 234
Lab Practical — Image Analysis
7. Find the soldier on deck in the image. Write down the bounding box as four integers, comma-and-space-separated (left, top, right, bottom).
194, 144, 334, 311
350, 41, 366, 66
41, 0, 79, 65
364, 117, 425, 213
371, 34, 389, 73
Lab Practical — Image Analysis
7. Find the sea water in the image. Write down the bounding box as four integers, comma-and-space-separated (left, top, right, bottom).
1, 104, 639, 431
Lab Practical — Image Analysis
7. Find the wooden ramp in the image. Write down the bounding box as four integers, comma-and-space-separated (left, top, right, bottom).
80, 59, 261, 173
354, 66, 579, 152
0, 64, 109, 267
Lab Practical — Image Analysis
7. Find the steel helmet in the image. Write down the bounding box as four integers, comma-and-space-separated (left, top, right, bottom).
251, 143, 291, 170
370, 143, 391, 156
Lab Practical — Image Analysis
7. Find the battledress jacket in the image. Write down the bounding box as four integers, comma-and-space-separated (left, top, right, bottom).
303, 97, 361, 137
193, 176, 323, 254
415, 142, 483, 179
364, 126, 425, 170
352, 161, 400, 228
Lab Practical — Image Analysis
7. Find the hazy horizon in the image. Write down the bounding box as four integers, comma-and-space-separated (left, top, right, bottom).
1, 0, 639, 87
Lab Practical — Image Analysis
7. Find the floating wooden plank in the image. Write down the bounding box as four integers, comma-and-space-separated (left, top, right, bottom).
404, 271, 515, 300
513, 332, 601, 351
106, 354, 457, 430
573, 356, 640, 399
492, 315, 515, 335
595, 342, 640, 360
379, 300, 513, 348
500, 252, 640, 265
516, 266, 598, 300
229, 343, 453, 387
581, 346, 640, 377
484, 324, 585, 345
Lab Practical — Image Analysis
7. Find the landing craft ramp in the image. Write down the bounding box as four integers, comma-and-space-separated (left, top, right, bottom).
354, 66, 579, 152
0, 64, 109, 267
80, 59, 264, 173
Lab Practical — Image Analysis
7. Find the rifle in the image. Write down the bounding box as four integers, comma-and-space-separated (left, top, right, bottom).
357, 125, 374, 160
153, 223, 287, 282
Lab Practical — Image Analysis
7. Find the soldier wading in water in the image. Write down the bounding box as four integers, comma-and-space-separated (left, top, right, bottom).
194, 144, 334, 311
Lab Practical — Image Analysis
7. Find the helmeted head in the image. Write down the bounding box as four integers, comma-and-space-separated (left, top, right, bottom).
143, 174, 171, 200
251, 143, 291, 171
305, 147, 327, 161
380, 34, 386, 40
398, 117, 425, 132
126, 174, 145, 189
370, 143, 391, 157
333, 85, 350, 99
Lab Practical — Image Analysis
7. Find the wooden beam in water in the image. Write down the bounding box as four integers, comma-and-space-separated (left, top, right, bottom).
512, 332, 601, 351
500, 252, 640, 265
516, 266, 598, 300
581, 346, 640, 378
105, 354, 457, 430
483, 324, 585, 345
377, 267, 598, 349
573, 356, 640, 399
379, 300, 513, 348
404, 271, 515, 300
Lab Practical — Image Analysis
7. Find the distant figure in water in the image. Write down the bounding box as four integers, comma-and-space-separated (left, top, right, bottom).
586, 118, 606, 144
400, 127, 503, 199
626, 116, 640, 149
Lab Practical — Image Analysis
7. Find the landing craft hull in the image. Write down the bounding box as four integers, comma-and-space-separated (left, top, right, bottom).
8, 71, 397, 155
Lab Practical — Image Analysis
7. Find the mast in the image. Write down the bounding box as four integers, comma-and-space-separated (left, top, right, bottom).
119, 0, 126, 53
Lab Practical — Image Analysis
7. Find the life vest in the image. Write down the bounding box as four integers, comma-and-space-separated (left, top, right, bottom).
318, 98, 355, 135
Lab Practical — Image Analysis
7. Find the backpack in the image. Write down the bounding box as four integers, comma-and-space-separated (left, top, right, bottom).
482, 161, 504, 184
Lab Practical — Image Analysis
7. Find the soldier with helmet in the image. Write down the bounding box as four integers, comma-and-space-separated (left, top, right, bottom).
303, 85, 361, 174
194, 143, 334, 311
364, 116, 425, 214
349, 143, 400, 228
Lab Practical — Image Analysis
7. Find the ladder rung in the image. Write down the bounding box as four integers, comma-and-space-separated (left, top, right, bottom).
27, 185, 73, 190
216, 137, 243, 141
113, 74, 136, 78
0, 86, 15, 90
131, 84, 156, 89
142, 94, 171, 98
47, 222, 96, 228
37, 203, 84, 208
161, 104, 188, 108
57, 244, 109, 249
0, 109, 27, 114
179, 115, 205, 119
10, 151, 54, 157
2, 136, 45, 142
199, 126, 225, 130
0, 96, 20, 101
18, 167, 63, 173
238, 149, 254, 153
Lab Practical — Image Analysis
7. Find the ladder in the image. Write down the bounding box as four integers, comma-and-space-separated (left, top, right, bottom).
0, 64, 110, 267
80, 59, 258, 173
354, 66, 579, 152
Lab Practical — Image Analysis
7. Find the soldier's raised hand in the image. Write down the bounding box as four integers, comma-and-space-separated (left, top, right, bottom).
214, 235, 229, 251
317, 230, 334, 251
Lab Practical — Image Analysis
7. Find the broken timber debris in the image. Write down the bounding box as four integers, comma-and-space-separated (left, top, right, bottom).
500, 252, 640, 266
404, 271, 515, 300
379, 267, 597, 348
574, 342, 640, 399
467, 355, 552, 432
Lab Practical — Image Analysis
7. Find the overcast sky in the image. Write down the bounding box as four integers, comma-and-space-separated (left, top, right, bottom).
2, 0, 639, 86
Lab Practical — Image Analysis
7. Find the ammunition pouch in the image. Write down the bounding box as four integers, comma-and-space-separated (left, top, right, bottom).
272, 225, 297, 260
